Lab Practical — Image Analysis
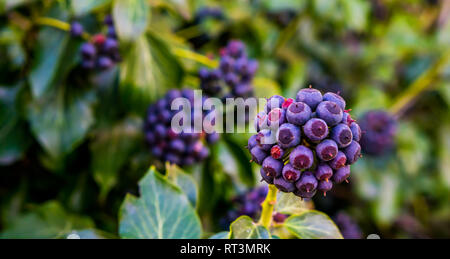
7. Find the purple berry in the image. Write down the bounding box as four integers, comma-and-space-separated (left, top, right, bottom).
344, 141, 361, 165
267, 108, 286, 129
329, 151, 347, 170
316, 101, 343, 126
70, 22, 84, 37
256, 129, 276, 151
81, 43, 96, 58
265, 95, 285, 113
294, 189, 317, 199
296, 88, 323, 110
289, 145, 314, 170
270, 145, 285, 160
276, 123, 301, 149
274, 177, 296, 193
250, 146, 268, 165
315, 163, 333, 181
350, 122, 361, 141
333, 166, 350, 183
359, 110, 397, 156
260, 168, 274, 184
282, 163, 301, 182
97, 56, 113, 69
318, 180, 333, 196
103, 38, 118, 53
303, 118, 329, 142
295, 171, 318, 193
262, 156, 283, 178
254, 111, 268, 131
248, 135, 258, 150
316, 139, 338, 161
169, 139, 185, 153
331, 123, 353, 148
323, 92, 346, 110
286, 102, 312, 125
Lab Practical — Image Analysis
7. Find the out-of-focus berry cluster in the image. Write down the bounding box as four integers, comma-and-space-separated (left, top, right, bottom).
144, 89, 219, 167
72, 15, 121, 71
199, 40, 258, 101
220, 186, 288, 229
248, 87, 362, 199
359, 110, 397, 156
333, 212, 363, 239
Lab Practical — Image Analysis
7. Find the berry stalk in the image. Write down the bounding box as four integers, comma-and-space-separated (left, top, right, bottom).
258, 184, 278, 229
34, 17, 91, 40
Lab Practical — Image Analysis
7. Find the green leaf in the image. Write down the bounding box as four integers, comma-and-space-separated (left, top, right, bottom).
166, 163, 198, 208
283, 211, 343, 239
119, 167, 202, 239
219, 138, 255, 187
91, 117, 143, 199
275, 192, 309, 215
209, 231, 229, 239
113, 0, 149, 42
66, 229, 116, 239
119, 34, 183, 113
0, 85, 30, 165
29, 5, 80, 98
439, 122, 450, 188
0, 201, 94, 239
27, 87, 95, 169
71, 0, 112, 16
229, 216, 270, 239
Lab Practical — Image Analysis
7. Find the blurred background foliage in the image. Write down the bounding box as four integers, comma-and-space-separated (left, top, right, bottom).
0, 0, 449, 238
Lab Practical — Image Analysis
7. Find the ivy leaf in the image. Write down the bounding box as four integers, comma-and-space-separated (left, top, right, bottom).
283, 210, 343, 239
71, 0, 112, 16
27, 87, 96, 169
0, 85, 31, 165
90, 117, 143, 200
209, 231, 229, 239
119, 167, 202, 239
112, 0, 149, 42
275, 192, 309, 215
229, 216, 270, 239
166, 163, 198, 208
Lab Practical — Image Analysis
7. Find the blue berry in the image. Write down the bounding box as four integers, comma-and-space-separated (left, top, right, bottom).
254, 111, 268, 131
359, 110, 397, 156
331, 123, 353, 148
282, 163, 301, 182
270, 145, 285, 160
315, 163, 333, 181
286, 101, 311, 125
303, 118, 329, 142
169, 139, 186, 153
104, 15, 114, 26
251, 146, 268, 165
290, 145, 314, 170
329, 151, 347, 170
318, 180, 333, 196
103, 38, 118, 53
248, 135, 258, 150
323, 92, 346, 110
296, 88, 323, 110
265, 95, 285, 113
316, 101, 343, 126
81, 43, 96, 58
70, 22, 84, 37
344, 141, 361, 165
333, 166, 350, 183
267, 108, 286, 129
276, 123, 301, 149
260, 168, 274, 184
295, 171, 318, 193
316, 139, 338, 161
256, 129, 276, 151
294, 189, 317, 199
262, 156, 283, 178
350, 122, 361, 142
274, 177, 296, 193
97, 56, 113, 69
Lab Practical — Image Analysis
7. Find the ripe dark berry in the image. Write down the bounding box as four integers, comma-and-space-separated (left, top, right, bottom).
262, 156, 283, 178
323, 92, 346, 110
81, 43, 96, 58
318, 180, 333, 196
303, 118, 329, 142
247, 135, 258, 150
331, 123, 353, 148
296, 88, 323, 110
332, 166, 350, 183
286, 101, 311, 125
274, 177, 296, 193
290, 145, 314, 170
265, 95, 285, 113
276, 123, 301, 149
359, 110, 397, 156
296, 171, 318, 193
70, 22, 84, 37
251, 146, 268, 165
316, 101, 343, 126
294, 189, 317, 199
316, 139, 338, 161
256, 129, 276, 151
315, 163, 333, 181
282, 163, 301, 182
260, 168, 274, 184
344, 141, 361, 165
329, 151, 347, 170
254, 111, 268, 131
267, 108, 286, 129
350, 122, 361, 142
270, 145, 285, 160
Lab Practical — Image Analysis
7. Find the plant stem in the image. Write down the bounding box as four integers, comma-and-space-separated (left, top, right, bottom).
390, 50, 450, 118
34, 17, 90, 40
258, 184, 278, 229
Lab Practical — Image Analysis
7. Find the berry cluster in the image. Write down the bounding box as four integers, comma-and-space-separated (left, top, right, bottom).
199, 40, 258, 101
248, 87, 362, 199
144, 89, 219, 166
333, 212, 363, 239
359, 110, 397, 156
74, 15, 121, 70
